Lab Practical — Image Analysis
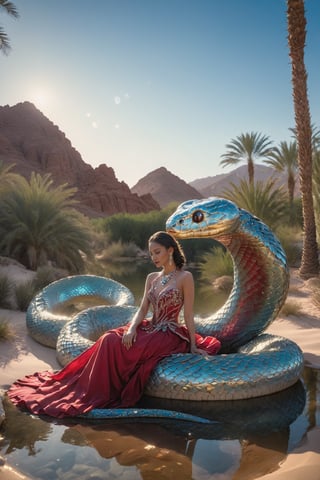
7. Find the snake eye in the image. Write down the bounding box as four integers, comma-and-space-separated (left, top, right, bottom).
192, 210, 204, 223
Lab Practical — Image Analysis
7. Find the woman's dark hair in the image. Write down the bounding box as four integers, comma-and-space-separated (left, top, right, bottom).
148, 231, 186, 269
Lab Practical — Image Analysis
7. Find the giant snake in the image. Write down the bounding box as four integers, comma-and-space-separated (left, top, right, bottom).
25, 197, 304, 421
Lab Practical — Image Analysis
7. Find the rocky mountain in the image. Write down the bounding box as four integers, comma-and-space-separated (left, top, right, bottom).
131, 166, 203, 208
0, 102, 159, 217
190, 164, 298, 197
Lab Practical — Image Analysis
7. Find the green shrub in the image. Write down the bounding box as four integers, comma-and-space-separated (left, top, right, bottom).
95, 206, 217, 263
98, 241, 140, 261
100, 209, 170, 249
198, 247, 234, 283
275, 225, 302, 267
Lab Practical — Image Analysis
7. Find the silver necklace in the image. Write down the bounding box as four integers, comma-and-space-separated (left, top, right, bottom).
160, 269, 176, 286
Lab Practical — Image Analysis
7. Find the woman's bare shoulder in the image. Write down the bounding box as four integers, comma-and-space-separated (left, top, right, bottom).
178, 269, 194, 282
146, 271, 159, 284
147, 271, 159, 279
180, 269, 193, 277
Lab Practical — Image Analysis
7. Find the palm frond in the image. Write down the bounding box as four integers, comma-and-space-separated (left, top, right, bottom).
222, 178, 288, 229
0, 1, 19, 17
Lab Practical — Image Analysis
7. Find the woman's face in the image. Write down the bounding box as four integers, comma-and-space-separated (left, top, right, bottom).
149, 241, 172, 269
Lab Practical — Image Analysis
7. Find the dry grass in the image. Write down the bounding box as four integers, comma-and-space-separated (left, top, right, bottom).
280, 300, 304, 317
0, 316, 14, 341
14, 280, 37, 312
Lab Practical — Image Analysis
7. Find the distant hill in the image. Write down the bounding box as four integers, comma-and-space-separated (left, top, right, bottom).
131, 167, 203, 208
0, 102, 299, 218
190, 164, 299, 198
0, 102, 159, 217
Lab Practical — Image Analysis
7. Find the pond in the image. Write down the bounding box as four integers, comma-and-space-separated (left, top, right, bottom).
0, 369, 319, 480
0, 260, 319, 479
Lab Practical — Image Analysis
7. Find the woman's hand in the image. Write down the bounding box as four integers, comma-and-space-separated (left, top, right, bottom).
190, 344, 208, 356
122, 328, 137, 350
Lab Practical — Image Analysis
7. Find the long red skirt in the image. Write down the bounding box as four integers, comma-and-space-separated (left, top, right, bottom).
7, 322, 220, 418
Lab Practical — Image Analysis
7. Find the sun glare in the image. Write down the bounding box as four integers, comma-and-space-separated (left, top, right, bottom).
29, 88, 53, 110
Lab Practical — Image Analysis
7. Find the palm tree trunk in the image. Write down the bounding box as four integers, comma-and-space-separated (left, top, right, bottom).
287, 0, 319, 278
288, 172, 295, 221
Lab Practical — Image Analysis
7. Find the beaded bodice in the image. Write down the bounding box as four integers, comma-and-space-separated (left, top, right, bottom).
148, 286, 183, 324
143, 273, 187, 338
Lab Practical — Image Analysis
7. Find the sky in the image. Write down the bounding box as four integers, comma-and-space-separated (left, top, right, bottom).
1, 0, 320, 188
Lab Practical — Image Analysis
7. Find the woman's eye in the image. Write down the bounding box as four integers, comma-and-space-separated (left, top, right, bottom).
192, 210, 204, 223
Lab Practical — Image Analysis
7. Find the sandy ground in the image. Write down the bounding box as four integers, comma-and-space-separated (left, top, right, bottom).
0, 262, 319, 480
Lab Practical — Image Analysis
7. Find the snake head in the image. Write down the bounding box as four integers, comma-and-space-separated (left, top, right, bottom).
166, 197, 241, 239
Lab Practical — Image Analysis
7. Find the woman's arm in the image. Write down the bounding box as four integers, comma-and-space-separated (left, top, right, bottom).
182, 271, 207, 355
122, 273, 153, 349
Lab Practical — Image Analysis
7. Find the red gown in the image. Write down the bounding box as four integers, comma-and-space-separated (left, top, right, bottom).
7, 280, 221, 418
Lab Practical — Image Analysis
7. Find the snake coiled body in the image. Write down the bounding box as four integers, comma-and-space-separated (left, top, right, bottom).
25, 197, 304, 420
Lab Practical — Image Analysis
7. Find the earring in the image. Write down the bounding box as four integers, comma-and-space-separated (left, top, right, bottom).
169, 253, 173, 266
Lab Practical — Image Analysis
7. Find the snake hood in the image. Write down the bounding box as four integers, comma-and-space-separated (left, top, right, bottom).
166, 197, 289, 351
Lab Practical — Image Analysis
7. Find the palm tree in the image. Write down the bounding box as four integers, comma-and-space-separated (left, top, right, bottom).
290, 123, 320, 152
0, 0, 19, 55
264, 141, 298, 219
0, 173, 93, 272
220, 132, 274, 185
0, 159, 23, 191
287, 0, 319, 277
222, 178, 288, 230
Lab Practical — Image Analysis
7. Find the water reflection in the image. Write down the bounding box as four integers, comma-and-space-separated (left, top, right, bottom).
1, 369, 319, 480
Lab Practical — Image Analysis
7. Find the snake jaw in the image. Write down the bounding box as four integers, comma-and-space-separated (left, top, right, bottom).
166, 197, 241, 239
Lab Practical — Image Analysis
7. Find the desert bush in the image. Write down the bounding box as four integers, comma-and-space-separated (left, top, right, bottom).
14, 280, 37, 311
100, 209, 170, 249
198, 247, 234, 283
280, 300, 304, 317
99, 241, 140, 261
276, 225, 302, 267
32, 265, 68, 292
0, 274, 13, 309
96, 205, 216, 263
0, 316, 13, 341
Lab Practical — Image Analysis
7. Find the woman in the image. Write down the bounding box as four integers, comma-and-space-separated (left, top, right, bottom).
7, 231, 221, 418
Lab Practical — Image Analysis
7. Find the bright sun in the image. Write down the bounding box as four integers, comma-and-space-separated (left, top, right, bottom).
29, 88, 53, 110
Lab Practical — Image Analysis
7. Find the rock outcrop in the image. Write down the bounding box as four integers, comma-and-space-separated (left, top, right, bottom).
0, 102, 159, 217
131, 166, 203, 208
